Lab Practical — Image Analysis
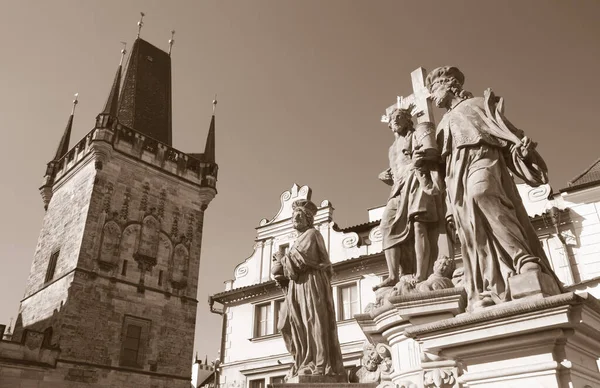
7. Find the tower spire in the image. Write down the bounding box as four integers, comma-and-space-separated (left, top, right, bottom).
137, 12, 145, 39
168, 30, 175, 56
96, 45, 125, 127
54, 93, 78, 161
204, 96, 217, 163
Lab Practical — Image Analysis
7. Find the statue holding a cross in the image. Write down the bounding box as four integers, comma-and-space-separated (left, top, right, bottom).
372, 69, 452, 292
374, 66, 563, 310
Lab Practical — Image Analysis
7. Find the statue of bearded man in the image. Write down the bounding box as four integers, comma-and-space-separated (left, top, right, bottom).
272, 199, 346, 381
422, 66, 562, 310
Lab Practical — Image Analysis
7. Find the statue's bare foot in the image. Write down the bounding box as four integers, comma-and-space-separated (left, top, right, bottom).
470, 295, 494, 310
373, 276, 398, 291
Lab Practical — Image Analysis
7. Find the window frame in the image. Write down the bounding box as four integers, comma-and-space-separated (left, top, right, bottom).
119, 315, 151, 369
252, 298, 285, 339
335, 281, 361, 321
44, 249, 60, 283
249, 378, 265, 388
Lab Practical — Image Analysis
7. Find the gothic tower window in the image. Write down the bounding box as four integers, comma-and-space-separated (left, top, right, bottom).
119, 316, 151, 369
44, 250, 60, 283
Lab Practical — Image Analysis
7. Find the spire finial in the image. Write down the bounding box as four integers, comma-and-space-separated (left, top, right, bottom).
119, 42, 127, 66
71, 93, 79, 115
137, 12, 145, 38
212, 94, 218, 114
168, 30, 175, 56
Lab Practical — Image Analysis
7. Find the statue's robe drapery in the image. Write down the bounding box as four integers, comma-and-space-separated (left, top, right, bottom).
380, 129, 437, 250
436, 90, 560, 306
278, 228, 345, 378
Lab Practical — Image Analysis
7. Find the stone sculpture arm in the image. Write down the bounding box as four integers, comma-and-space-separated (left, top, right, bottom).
378, 168, 394, 186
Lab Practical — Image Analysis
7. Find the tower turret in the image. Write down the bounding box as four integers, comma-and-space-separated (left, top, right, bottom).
16, 14, 218, 388
95, 45, 126, 129
39, 94, 78, 210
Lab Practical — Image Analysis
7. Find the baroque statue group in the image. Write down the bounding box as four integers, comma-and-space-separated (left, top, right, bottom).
270, 66, 563, 383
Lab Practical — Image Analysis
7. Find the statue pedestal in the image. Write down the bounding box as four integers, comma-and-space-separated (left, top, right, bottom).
355, 288, 467, 388
405, 292, 600, 388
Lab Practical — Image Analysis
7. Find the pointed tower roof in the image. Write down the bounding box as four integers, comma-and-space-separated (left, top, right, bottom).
117, 37, 173, 145
54, 94, 78, 160
100, 45, 126, 118
204, 114, 216, 163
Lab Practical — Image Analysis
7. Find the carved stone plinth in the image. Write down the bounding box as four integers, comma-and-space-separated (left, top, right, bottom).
355, 288, 467, 388
269, 384, 374, 388
509, 270, 561, 300
405, 292, 600, 388
284, 375, 347, 384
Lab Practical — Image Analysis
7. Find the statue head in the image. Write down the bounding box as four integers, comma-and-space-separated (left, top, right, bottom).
426, 66, 473, 109
291, 200, 318, 231
433, 256, 456, 278
361, 344, 382, 372
387, 104, 415, 134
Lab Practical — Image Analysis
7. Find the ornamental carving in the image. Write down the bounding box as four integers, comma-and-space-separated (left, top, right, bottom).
423, 369, 456, 388
98, 221, 121, 270
349, 342, 393, 384
171, 243, 189, 289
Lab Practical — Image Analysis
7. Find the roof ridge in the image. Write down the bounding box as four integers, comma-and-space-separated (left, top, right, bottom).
568, 157, 600, 186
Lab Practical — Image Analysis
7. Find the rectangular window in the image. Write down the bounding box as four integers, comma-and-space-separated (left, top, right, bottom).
249, 379, 265, 388
45, 250, 60, 283
158, 270, 163, 286
122, 260, 128, 276
338, 283, 359, 320
122, 324, 142, 365
255, 303, 272, 337
119, 316, 151, 368
271, 375, 285, 384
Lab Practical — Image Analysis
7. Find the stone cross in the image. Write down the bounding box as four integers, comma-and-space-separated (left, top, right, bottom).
381, 67, 434, 125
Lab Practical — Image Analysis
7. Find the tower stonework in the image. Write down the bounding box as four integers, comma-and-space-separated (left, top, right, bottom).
8, 36, 217, 388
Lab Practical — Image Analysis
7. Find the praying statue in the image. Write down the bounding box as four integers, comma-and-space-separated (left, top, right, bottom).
271, 199, 346, 381
422, 66, 562, 310
373, 105, 451, 292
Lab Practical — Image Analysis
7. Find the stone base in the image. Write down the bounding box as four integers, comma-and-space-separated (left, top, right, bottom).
355, 288, 467, 387
509, 270, 561, 300
269, 384, 375, 388
283, 374, 348, 384
405, 292, 600, 388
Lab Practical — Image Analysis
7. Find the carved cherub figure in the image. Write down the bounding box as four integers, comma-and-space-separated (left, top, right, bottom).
349, 343, 393, 383
391, 256, 456, 296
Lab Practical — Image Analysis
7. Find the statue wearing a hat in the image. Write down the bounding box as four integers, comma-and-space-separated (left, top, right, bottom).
419, 66, 562, 310
272, 199, 346, 381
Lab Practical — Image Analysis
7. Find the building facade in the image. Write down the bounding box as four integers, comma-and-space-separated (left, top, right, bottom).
210, 169, 600, 388
0, 32, 218, 387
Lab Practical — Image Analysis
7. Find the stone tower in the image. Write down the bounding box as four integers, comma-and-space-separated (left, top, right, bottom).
13, 35, 218, 387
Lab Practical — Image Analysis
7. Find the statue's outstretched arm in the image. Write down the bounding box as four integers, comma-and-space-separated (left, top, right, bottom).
378, 168, 394, 186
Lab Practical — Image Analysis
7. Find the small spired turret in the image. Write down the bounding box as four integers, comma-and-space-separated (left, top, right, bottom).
188, 98, 219, 189
95, 44, 126, 129
39, 94, 78, 210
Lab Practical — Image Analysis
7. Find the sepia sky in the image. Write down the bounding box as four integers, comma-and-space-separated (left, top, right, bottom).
1, 0, 599, 362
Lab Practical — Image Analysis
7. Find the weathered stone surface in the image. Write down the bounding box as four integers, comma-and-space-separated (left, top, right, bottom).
423, 65, 561, 310
269, 383, 375, 388
509, 270, 561, 300
274, 200, 346, 380
9, 124, 216, 387
373, 105, 450, 293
